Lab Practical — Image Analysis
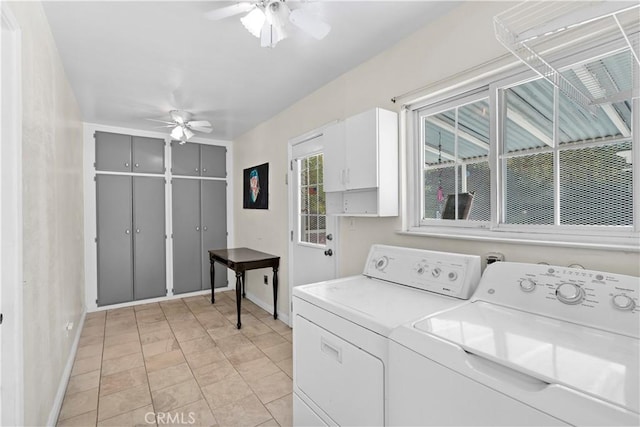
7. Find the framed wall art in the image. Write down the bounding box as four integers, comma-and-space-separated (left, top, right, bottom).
243, 162, 269, 209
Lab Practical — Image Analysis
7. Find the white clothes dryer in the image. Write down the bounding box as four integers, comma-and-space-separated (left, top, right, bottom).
292, 244, 482, 426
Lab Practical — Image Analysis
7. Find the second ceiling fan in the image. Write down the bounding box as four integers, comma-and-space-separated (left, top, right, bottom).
205, 0, 331, 48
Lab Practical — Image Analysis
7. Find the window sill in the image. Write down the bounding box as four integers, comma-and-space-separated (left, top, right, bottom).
398, 226, 640, 252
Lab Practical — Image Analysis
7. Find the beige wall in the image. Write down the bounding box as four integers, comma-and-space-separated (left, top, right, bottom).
8, 2, 85, 425
233, 2, 639, 317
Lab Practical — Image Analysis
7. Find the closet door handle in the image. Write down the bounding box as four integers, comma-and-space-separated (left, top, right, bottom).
195, 167, 199, 172
203, 168, 207, 173
135, 163, 139, 168
136, 229, 140, 234
124, 162, 130, 168
203, 226, 208, 231
125, 229, 130, 235
196, 226, 200, 231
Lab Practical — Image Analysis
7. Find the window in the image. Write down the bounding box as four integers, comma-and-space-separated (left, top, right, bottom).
299, 153, 327, 245
408, 48, 638, 247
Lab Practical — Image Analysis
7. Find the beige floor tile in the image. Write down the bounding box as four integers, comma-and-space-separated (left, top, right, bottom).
86, 311, 106, 320
261, 342, 292, 363
101, 352, 144, 377
180, 336, 217, 355
249, 332, 287, 351
164, 310, 197, 322
105, 319, 138, 337
78, 334, 104, 348
215, 334, 253, 353
104, 331, 139, 348
192, 359, 237, 388
102, 340, 142, 361
152, 378, 203, 413
81, 325, 106, 338
240, 322, 273, 339
275, 358, 292, 379
206, 324, 241, 341
135, 311, 166, 324
71, 356, 102, 377
56, 410, 97, 427
226, 345, 265, 367
106, 307, 135, 319
66, 370, 101, 395
59, 388, 99, 421
173, 326, 208, 343
148, 362, 194, 391
184, 347, 227, 370
212, 394, 271, 427
265, 393, 292, 427
97, 404, 154, 427
145, 349, 186, 372
201, 374, 254, 409
194, 311, 228, 329
137, 320, 171, 335
247, 372, 292, 405
256, 419, 280, 427
142, 337, 181, 358
75, 343, 103, 361
98, 384, 151, 421
140, 329, 175, 345
235, 357, 280, 382
134, 302, 161, 312
167, 399, 218, 427
260, 318, 291, 335
84, 317, 106, 329
100, 366, 148, 396
280, 331, 293, 343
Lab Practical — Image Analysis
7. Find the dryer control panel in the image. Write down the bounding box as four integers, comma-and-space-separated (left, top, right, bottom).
476, 262, 639, 338
364, 245, 481, 300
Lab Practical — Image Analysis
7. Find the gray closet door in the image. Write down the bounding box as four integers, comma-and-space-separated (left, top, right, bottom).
133, 177, 166, 300
171, 142, 200, 176
95, 132, 131, 172
201, 180, 228, 289
96, 175, 133, 305
132, 136, 165, 174
172, 178, 202, 294
200, 145, 227, 178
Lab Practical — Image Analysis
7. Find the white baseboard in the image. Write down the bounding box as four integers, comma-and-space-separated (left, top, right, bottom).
47, 310, 87, 426
244, 291, 290, 326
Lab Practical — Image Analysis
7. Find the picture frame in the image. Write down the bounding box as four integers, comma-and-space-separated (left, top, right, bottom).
243, 162, 269, 209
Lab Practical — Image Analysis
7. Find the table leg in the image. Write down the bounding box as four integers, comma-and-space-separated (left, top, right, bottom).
235, 271, 242, 329
242, 272, 246, 298
273, 267, 279, 320
210, 259, 215, 304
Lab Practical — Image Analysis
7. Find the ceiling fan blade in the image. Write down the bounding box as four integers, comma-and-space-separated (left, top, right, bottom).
146, 118, 175, 125
153, 125, 176, 128
190, 126, 213, 134
289, 8, 331, 40
205, 2, 255, 21
187, 120, 211, 128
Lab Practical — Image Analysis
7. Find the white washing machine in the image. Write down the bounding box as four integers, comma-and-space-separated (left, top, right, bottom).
292, 244, 482, 426
389, 261, 640, 426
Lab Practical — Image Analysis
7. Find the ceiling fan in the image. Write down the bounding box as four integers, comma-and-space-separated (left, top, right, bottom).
149, 110, 212, 144
205, 0, 331, 48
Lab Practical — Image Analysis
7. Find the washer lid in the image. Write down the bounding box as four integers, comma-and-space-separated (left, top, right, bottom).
294, 275, 463, 336
415, 301, 640, 413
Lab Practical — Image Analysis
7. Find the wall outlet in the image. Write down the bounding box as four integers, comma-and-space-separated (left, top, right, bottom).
263, 275, 268, 285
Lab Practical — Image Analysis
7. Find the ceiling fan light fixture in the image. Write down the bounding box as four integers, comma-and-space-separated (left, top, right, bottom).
241, 7, 266, 38
183, 128, 195, 141
170, 126, 184, 141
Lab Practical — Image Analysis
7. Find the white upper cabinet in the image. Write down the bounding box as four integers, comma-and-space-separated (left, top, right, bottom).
323, 108, 398, 216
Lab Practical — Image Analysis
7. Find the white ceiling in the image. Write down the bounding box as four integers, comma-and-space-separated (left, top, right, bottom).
42, 1, 458, 140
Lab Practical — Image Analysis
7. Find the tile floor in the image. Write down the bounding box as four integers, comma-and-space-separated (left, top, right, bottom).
57, 291, 293, 427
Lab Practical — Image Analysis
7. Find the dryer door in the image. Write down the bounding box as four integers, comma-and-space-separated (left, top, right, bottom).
296, 316, 384, 426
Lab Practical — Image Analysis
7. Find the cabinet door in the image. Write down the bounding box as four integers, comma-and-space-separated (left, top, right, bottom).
322, 121, 346, 192
95, 132, 131, 172
200, 145, 227, 178
171, 142, 200, 176
172, 178, 202, 294
96, 175, 133, 305
132, 136, 165, 174
133, 177, 166, 300
345, 109, 378, 190
201, 180, 227, 290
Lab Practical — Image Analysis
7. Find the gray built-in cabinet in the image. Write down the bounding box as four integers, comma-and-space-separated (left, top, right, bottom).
171, 142, 228, 293
95, 131, 165, 174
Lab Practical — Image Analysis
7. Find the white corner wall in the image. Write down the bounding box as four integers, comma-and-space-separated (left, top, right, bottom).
232, 1, 640, 318
6, 2, 86, 425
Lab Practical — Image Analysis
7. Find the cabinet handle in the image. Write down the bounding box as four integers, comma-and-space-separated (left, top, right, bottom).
125, 229, 130, 235
195, 168, 199, 172
135, 163, 139, 168
203, 226, 208, 231
124, 162, 130, 168
203, 168, 207, 172
196, 226, 200, 231
136, 229, 140, 233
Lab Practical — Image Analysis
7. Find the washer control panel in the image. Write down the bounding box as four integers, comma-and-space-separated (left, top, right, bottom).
477, 262, 640, 338
364, 245, 482, 300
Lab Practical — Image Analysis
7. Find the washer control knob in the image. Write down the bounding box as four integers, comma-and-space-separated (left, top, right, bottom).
375, 256, 389, 271
448, 271, 458, 281
556, 283, 584, 305
612, 294, 636, 311
432, 267, 442, 278
416, 267, 425, 275
519, 278, 537, 292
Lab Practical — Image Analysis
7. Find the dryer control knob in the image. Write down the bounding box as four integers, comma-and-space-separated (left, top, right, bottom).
432, 267, 442, 278
556, 283, 584, 305
375, 256, 389, 271
612, 294, 636, 311
519, 278, 537, 292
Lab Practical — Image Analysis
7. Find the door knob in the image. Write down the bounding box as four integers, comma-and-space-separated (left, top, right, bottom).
124, 162, 130, 168
324, 249, 333, 256
135, 163, 139, 168
125, 229, 130, 234
326, 234, 333, 241
136, 229, 140, 233
196, 226, 200, 231
203, 226, 208, 231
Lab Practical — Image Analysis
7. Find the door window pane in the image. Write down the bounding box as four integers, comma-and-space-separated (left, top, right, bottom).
299, 154, 327, 245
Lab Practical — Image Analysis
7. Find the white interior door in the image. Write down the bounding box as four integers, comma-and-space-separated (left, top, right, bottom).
288, 132, 338, 316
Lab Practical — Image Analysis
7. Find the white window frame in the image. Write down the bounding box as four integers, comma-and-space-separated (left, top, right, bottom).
403, 38, 640, 251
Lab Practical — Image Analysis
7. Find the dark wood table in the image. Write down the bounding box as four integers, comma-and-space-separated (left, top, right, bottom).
208, 247, 280, 329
